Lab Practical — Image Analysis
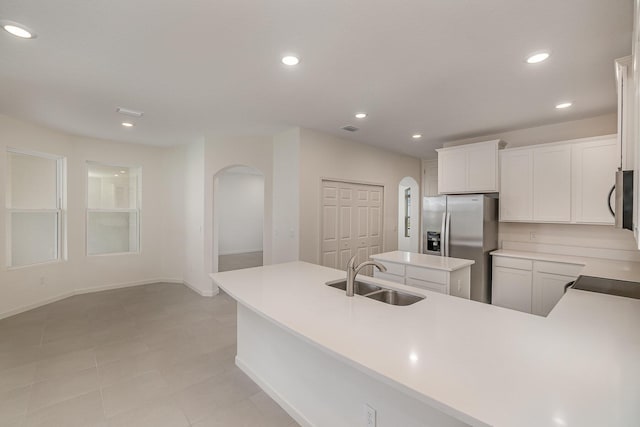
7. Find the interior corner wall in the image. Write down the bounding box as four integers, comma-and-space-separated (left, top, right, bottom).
0, 114, 186, 318
203, 135, 274, 292
183, 140, 207, 294
297, 128, 422, 265
272, 128, 300, 264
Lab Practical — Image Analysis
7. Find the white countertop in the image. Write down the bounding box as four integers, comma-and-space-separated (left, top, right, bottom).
491, 249, 640, 282
370, 250, 475, 271
211, 261, 640, 427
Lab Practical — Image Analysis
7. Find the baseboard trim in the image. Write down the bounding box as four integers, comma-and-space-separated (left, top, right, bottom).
0, 291, 75, 321
182, 279, 216, 297
0, 278, 217, 320
236, 356, 312, 427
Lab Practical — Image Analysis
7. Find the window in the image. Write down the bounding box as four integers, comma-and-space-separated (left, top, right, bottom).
6, 149, 65, 267
404, 187, 411, 238
87, 163, 140, 255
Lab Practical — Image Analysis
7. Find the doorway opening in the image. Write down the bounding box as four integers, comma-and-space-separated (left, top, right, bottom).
398, 176, 419, 253
213, 166, 265, 272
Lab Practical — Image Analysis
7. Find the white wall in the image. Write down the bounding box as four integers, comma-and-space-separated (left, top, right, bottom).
272, 128, 300, 264
0, 114, 185, 318
183, 140, 207, 295
216, 168, 264, 255
298, 128, 422, 264
443, 113, 617, 150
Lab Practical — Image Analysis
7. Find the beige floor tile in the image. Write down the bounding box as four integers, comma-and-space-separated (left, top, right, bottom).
159, 346, 236, 393
0, 362, 37, 394
39, 333, 95, 359
28, 367, 99, 412
97, 352, 159, 388
0, 385, 31, 426
191, 398, 284, 427
23, 390, 106, 427
106, 396, 189, 427
34, 348, 96, 382
95, 338, 149, 366
100, 371, 170, 418
176, 368, 261, 424
1, 284, 297, 427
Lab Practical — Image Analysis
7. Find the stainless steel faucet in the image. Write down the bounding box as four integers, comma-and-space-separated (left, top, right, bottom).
346, 255, 387, 297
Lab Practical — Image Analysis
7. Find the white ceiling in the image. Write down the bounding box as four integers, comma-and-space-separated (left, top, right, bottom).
0, 0, 633, 158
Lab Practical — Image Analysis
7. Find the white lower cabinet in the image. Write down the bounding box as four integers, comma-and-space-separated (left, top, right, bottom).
492, 255, 581, 316
492, 266, 533, 313
373, 260, 471, 298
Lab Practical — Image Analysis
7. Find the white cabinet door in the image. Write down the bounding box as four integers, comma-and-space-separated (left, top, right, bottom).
492, 266, 532, 313
533, 145, 572, 222
572, 137, 618, 224
437, 140, 503, 194
500, 150, 534, 221
467, 143, 497, 192
373, 271, 405, 285
438, 149, 467, 194
532, 272, 575, 316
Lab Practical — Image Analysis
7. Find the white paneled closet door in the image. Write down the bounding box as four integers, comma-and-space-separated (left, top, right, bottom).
321, 180, 383, 274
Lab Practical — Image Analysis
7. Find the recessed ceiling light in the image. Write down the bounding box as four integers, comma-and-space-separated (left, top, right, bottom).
412, 134, 422, 139
555, 102, 572, 109
355, 113, 367, 119
114, 174, 119, 177
120, 170, 126, 174
526, 52, 550, 64
281, 55, 300, 66
121, 122, 134, 127
1, 21, 36, 39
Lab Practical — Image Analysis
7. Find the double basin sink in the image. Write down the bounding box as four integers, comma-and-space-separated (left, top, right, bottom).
326, 279, 424, 306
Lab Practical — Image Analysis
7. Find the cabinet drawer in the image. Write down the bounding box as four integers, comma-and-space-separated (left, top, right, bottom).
377, 261, 405, 276
534, 261, 582, 277
406, 277, 448, 294
373, 271, 405, 285
493, 256, 533, 271
405, 265, 447, 284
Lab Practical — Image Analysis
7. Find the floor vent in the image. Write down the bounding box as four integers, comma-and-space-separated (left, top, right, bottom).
341, 125, 359, 132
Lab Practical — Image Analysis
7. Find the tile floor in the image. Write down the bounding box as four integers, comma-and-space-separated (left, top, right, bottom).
218, 252, 263, 273
0, 283, 298, 426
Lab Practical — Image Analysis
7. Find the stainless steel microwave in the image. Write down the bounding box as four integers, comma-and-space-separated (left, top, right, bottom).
608, 170, 634, 230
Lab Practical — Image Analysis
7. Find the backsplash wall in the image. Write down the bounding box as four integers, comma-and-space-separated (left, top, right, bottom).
498, 222, 640, 261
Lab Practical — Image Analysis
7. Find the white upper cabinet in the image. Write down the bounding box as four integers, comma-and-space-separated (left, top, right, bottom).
499, 135, 617, 225
500, 150, 533, 221
438, 148, 467, 193
533, 145, 572, 222
572, 136, 618, 224
437, 140, 505, 194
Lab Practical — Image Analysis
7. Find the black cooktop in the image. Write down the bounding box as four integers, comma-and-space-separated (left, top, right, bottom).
571, 275, 640, 300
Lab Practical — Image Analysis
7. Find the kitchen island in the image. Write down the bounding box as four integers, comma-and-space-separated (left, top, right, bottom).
210, 261, 640, 427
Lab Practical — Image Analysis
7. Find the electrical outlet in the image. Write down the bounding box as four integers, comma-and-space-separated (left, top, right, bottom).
530, 232, 537, 241
39, 276, 45, 286
364, 404, 376, 427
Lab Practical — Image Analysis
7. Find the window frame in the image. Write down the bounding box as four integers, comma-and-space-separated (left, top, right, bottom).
85, 161, 141, 257
6, 148, 66, 269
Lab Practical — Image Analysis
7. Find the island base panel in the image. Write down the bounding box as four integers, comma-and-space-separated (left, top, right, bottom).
235, 304, 472, 427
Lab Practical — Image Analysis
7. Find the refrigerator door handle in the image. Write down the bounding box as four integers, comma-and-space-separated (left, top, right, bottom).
444, 212, 451, 257
440, 212, 446, 257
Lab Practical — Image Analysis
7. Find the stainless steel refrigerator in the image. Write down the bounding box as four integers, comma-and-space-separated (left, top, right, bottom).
422, 195, 498, 303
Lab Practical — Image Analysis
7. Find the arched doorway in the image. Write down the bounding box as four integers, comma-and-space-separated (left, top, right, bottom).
213, 165, 265, 272
398, 176, 419, 253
